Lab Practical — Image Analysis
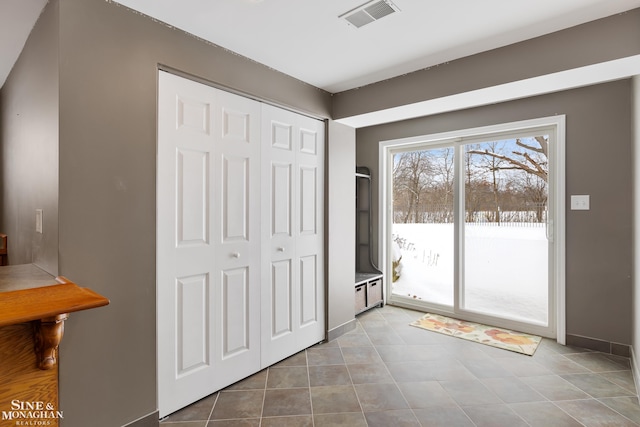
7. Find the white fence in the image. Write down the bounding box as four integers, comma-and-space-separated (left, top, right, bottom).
394, 205, 547, 227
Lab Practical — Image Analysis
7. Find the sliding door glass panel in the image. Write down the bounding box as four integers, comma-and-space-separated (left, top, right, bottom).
462, 138, 549, 325
391, 147, 454, 306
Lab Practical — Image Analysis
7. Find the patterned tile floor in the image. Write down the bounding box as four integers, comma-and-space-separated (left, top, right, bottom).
160, 306, 640, 426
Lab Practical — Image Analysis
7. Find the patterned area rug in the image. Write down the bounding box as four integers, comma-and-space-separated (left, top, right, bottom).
410, 313, 542, 356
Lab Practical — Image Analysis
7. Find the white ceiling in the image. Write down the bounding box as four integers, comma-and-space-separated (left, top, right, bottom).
0, 0, 48, 89
111, 0, 640, 93
1, 0, 639, 97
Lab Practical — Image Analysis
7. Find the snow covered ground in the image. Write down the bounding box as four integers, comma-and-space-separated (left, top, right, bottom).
392, 223, 548, 325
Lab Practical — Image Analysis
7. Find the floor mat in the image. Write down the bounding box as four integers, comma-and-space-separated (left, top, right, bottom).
410, 313, 541, 356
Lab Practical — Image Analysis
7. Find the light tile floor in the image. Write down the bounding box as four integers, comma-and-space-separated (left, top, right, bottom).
160, 305, 640, 426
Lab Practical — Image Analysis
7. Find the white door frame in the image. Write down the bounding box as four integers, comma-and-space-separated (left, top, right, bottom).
379, 116, 566, 343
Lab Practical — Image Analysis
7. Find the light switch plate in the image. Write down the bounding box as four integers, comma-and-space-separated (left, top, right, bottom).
570, 195, 590, 210
35, 209, 43, 233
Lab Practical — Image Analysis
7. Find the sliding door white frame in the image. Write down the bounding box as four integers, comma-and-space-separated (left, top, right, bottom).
379, 115, 566, 342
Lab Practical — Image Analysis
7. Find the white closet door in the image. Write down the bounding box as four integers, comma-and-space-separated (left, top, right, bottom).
157, 71, 261, 417
261, 104, 325, 366
210, 89, 262, 387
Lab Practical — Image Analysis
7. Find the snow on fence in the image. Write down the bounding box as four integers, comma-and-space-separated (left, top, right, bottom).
394, 204, 547, 227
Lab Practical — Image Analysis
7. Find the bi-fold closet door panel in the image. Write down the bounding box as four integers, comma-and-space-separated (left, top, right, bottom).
157, 71, 324, 418
211, 88, 263, 385
260, 104, 325, 367
157, 71, 262, 417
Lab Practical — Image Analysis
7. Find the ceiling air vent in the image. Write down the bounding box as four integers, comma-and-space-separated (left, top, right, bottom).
340, 0, 400, 29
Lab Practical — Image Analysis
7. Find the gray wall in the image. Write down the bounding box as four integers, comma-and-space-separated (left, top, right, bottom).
356, 80, 633, 345
0, 1, 59, 275
0, 0, 332, 426
333, 8, 640, 119
327, 121, 356, 333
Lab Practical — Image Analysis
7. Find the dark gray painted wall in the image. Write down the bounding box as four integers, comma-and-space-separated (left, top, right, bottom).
356, 80, 633, 345
333, 8, 640, 119
0, 1, 59, 275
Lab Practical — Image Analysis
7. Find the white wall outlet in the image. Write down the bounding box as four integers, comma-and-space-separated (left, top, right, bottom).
570, 195, 590, 211
35, 209, 43, 233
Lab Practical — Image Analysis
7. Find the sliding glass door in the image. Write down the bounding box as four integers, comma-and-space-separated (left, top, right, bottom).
461, 139, 548, 326
391, 146, 454, 307
384, 117, 564, 338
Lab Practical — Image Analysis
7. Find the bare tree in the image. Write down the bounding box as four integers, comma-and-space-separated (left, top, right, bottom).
521, 173, 548, 222
392, 136, 549, 225
464, 147, 484, 222
431, 148, 455, 207
468, 136, 548, 182
469, 141, 506, 223
393, 151, 433, 223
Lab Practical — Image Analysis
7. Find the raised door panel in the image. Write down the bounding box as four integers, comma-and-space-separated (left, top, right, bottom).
271, 260, 293, 338
299, 166, 318, 236
177, 149, 209, 246
177, 96, 211, 135
271, 163, 292, 237
222, 156, 249, 242
176, 274, 210, 376
299, 255, 318, 326
221, 267, 250, 357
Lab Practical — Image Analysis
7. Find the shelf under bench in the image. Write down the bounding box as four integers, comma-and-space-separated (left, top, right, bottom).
355, 271, 383, 314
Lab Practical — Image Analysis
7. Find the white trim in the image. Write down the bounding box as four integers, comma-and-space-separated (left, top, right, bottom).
631, 346, 640, 400
555, 116, 567, 345
379, 115, 566, 342
378, 141, 390, 302
338, 55, 640, 129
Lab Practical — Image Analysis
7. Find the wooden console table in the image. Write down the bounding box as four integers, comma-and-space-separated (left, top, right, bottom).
0, 264, 109, 427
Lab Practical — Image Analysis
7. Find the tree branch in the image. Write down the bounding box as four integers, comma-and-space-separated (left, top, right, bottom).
467, 149, 547, 181
515, 137, 548, 157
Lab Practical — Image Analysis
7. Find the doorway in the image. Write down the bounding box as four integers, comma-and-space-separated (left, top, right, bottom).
381, 117, 565, 340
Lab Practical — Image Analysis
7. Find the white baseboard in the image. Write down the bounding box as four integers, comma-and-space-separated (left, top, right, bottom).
630, 346, 640, 397
327, 318, 357, 341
